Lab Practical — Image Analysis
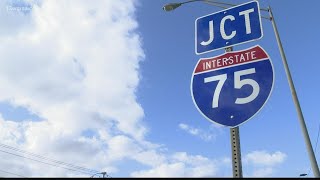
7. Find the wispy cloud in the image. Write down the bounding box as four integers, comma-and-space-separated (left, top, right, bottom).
243, 151, 287, 177
131, 152, 231, 177
244, 151, 287, 166
178, 123, 217, 142
251, 167, 274, 177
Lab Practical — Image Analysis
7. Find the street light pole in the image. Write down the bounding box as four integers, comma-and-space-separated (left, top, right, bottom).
268, 6, 320, 177
163, 0, 233, 12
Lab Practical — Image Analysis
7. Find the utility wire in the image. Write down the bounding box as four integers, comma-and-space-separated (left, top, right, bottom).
0, 143, 99, 174
0, 149, 94, 176
0, 169, 25, 177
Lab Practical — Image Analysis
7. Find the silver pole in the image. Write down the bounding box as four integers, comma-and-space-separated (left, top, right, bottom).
230, 127, 243, 178
268, 6, 320, 177
226, 47, 243, 178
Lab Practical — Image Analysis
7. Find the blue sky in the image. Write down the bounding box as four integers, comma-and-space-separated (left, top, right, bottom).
0, 0, 319, 178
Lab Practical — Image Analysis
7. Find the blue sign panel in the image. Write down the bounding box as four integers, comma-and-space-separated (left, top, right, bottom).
191, 45, 274, 127
195, 1, 263, 54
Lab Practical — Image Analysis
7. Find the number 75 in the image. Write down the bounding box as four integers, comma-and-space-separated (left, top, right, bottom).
204, 68, 260, 108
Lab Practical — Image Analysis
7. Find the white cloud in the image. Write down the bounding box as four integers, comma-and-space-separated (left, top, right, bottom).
243, 151, 287, 177
251, 167, 274, 177
131, 152, 224, 177
0, 0, 146, 177
244, 151, 287, 166
131, 163, 186, 177
0, 0, 146, 139
178, 123, 216, 142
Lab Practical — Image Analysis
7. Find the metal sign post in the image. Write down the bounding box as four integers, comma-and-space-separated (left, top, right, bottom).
226, 47, 243, 178
230, 127, 243, 178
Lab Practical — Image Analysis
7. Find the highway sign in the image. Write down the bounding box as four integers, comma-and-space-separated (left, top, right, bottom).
195, 1, 263, 54
191, 45, 274, 127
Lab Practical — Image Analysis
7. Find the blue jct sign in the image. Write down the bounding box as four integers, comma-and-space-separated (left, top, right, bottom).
191, 46, 274, 127
195, 1, 263, 54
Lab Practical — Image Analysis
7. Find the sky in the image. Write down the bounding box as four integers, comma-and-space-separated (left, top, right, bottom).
0, 0, 319, 178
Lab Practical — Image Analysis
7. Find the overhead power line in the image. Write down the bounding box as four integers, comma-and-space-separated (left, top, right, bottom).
0, 149, 92, 175
0, 143, 109, 177
0, 143, 99, 174
0, 169, 25, 178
